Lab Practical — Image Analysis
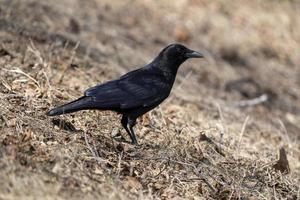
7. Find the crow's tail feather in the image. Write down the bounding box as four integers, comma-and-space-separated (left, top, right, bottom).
46, 96, 93, 116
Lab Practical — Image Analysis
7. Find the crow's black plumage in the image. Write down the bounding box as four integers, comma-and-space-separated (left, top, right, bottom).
47, 44, 204, 144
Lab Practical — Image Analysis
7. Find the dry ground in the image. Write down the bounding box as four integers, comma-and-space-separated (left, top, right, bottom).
0, 0, 300, 199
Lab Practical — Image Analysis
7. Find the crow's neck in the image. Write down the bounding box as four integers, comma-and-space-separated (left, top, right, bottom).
151, 56, 184, 76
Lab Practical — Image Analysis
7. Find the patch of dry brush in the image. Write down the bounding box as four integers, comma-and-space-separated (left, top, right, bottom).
0, 0, 300, 199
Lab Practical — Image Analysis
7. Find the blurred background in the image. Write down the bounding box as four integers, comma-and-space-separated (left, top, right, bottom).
0, 0, 300, 199
2, 0, 300, 116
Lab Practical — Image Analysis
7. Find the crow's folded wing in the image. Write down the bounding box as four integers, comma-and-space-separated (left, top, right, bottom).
84, 71, 170, 110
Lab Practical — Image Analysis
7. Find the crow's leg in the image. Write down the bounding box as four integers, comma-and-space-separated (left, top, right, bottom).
128, 118, 138, 145
121, 115, 138, 145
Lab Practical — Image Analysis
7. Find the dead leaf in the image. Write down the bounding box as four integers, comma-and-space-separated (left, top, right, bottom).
94, 167, 104, 175
141, 114, 151, 126
273, 147, 290, 174
161, 187, 178, 199
174, 26, 190, 42
25, 82, 39, 97
123, 176, 142, 192
6, 118, 17, 127
122, 16, 137, 27
69, 18, 80, 34
2, 135, 19, 145
22, 128, 34, 142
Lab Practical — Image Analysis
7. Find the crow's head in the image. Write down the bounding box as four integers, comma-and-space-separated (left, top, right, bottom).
155, 44, 204, 72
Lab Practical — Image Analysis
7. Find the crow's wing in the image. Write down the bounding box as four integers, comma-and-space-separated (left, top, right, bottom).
84, 69, 170, 110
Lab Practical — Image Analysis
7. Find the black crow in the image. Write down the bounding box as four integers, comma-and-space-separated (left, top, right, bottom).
47, 44, 204, 144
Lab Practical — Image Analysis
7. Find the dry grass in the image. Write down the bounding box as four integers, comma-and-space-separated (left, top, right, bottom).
1, 0, 300, 199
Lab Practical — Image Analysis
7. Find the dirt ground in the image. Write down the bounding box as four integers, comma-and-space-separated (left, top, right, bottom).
0, 0, 300, 199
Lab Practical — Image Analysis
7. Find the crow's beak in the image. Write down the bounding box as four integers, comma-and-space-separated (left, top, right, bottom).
185, 50, 204, 58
